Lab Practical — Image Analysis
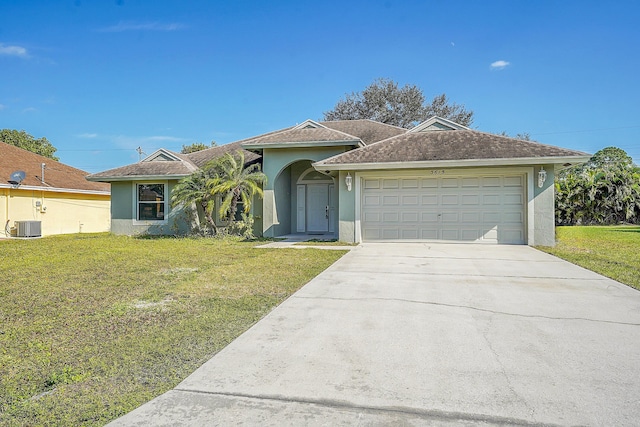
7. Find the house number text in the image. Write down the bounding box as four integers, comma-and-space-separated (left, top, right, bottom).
431, 170, 446, 175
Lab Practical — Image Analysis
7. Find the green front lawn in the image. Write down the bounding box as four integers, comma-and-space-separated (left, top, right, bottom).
0, 234, 346, 426
537, 226, 640, 290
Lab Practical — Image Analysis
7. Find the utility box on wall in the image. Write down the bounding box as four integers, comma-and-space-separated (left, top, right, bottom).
15, 220, 42, 237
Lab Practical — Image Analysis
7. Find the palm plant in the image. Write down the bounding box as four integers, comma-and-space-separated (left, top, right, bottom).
170, 167, 220, 234
209, 151, 266, 227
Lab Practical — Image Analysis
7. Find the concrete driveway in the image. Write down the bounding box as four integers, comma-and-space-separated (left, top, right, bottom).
110, 243, 640, 426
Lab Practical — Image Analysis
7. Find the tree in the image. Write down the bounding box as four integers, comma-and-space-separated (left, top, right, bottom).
209, 151, 266, 227
555, 147, 640, 225
0, 129, 59, 160
500, 131, 534, 141
181, 140, 217, 154
323, 78, 474, 128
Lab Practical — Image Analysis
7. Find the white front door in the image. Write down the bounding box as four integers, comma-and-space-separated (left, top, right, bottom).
307, 184, 329, 232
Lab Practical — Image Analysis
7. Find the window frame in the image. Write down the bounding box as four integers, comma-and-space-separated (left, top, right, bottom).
132, 181, 169, 225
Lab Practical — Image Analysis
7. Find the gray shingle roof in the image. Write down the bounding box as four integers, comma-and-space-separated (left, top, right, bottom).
241, 126, 361, 148
87, 156, 197, 180
185, 141, 261, 168
317, 130, 591, 165
321, 119, 407, 145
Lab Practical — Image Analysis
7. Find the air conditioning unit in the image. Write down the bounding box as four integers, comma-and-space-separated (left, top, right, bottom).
15, 221, 42, 238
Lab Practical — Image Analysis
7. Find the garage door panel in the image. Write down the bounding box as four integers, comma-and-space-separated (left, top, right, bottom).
401, 229, 419, 239
401, 179, 419, 189
441, 195, 459, 205
364, 179, 380, 189
461, 229, 480, 240
382, 179, 399, 189
462, 194, 480, 205
422, 195, 438, 205
461, 212, 480, 223
363, 195, 381, 206
504, 176, 523, 186
441, 229, 460, 240
362, 173, 525, 244
441, 212, 459, 222
462, 177, 480, 187
421, 178, 438, 188
483, 212, 501, 223
363, 211, 380, 222
441, 178, 459, 188
421, 229, 438, 239
504, 194, 523, 205
421, 212, 439, 222
402, 195, 419, 205
382, 212, 399, 222
381, 228, 400, 239
402, 212, 419, 222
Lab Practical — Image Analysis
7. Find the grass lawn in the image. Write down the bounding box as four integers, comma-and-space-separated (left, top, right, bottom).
537, 225, 640, 290
0, 233, 346, 426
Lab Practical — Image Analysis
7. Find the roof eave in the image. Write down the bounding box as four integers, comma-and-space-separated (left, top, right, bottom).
314, 155, 592, 171
86, 174, 190, 182
0, 183, 110, 195
241, 140, 363, 150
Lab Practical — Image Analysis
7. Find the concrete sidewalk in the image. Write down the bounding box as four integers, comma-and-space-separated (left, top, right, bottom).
109, 243, 640, 426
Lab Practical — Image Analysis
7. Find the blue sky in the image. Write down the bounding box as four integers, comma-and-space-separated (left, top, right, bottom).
1, 0, 639, 173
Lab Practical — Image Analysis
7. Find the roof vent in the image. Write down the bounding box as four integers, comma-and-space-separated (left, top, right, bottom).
8, 170, 26, 185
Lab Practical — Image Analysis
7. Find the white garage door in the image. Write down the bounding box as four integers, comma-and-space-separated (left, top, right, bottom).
361, 174, 525, 244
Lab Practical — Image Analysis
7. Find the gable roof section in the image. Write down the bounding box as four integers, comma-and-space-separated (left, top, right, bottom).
408, 116, 470, 133
241, 119, 363, 150
87, 148, 198, 182
321, 119, 407, 145
185, 141, 261, 168
315, 130, 591, 170
0, 141, 109, 193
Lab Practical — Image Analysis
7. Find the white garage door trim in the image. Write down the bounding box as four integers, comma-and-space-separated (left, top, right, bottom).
355, 168, 534, 244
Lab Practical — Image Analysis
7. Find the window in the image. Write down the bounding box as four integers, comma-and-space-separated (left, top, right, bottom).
137, 183, 166, 221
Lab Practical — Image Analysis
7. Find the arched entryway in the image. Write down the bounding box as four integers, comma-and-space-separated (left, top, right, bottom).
271, 160, 337, 237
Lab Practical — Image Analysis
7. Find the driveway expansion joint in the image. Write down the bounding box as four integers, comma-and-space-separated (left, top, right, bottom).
172, 388, 561, 427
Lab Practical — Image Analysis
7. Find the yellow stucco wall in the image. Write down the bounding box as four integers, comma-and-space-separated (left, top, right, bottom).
0, 188, 110, 236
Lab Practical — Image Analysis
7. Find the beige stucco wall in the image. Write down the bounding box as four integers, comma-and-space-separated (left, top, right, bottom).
0, 187, 110, 237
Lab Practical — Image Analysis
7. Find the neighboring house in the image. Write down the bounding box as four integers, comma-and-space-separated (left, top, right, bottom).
88, 117, 590, 246
0, 141, 111, 237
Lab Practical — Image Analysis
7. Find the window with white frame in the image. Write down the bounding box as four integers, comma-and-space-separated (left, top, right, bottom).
137, 183, 166, 221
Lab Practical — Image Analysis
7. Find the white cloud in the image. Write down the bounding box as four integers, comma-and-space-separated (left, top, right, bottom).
22, 107, 37, 113
78, 133, 98, 138
0, 104, 6, 110
0, 43, 28, 58
490, 60, 510, 70
98, 21, 187, 32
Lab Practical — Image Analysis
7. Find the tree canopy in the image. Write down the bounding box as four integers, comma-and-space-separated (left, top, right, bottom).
181, 141, 217, 154
322, 78, 474, 128
555, 147, 640, 225
0, 129, 59, 160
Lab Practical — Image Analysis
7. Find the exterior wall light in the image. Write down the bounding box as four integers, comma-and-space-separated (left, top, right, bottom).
345, 172, 353, 192
538, 167, 547, 188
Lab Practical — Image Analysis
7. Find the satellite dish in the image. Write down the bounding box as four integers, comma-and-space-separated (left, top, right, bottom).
8, 170, 26, 185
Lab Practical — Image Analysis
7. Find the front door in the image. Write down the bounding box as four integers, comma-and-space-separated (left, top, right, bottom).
307, 184, 329, 233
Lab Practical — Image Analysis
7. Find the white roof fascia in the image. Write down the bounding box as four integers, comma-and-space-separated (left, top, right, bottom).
86, 174, 190, 182
293, 119, 328, 130
408, 116, 470, 133
0, 183, 110, 195
314, 155, 592, 171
